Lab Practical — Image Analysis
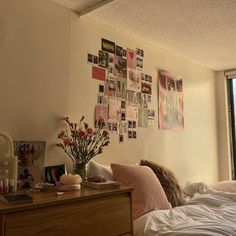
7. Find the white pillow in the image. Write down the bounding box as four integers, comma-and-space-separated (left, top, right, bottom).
183, 182, 211, 196
87, 161, 113, 180
211, 180, 236, 193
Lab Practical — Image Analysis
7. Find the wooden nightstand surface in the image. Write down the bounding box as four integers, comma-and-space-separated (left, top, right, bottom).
0, 186, 134, 236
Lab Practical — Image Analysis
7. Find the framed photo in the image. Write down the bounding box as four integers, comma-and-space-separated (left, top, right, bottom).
14, 141, 46, 189
45, 164, 66, 185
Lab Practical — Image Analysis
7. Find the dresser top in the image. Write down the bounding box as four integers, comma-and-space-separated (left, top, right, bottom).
0, 186, 133, 214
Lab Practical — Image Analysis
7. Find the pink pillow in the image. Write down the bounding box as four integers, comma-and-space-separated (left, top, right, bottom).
111, 164, 171, 219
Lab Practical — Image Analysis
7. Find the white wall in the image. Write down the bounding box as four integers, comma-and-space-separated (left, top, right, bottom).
0, 0, 220, 186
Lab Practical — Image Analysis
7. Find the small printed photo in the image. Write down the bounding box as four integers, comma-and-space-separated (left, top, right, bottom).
123, 49, 127, 58
119, 134, 124, 143
137, 57, 143, 69
148, 75, 152, 82
136, 48, 144, 57
141, 73, 145, 81
148, 95, 152, 102
104, 78, 116, 97
133, 131, 137, 139
148, 109, 155, 119
108, 122, 113, 131
128, 120, 133, 128
128, 131, 133, 138
97, 95, 108, 105
121, 112, 126, 121
133, 121, 137, 128
98, 50, 108, 68
115, 45, 123, 57
113, 123, 118, 132
121, 100, 126, 109
114, 55, 127, 78
93, 55, 98, 64
141, 81, 152, 94
108, 64, 114, 74
45, 164, 66, 185
108, 53, 114, 64
99, 84, 104, 93
87, 53, 93, 63
145, 74, 149, 81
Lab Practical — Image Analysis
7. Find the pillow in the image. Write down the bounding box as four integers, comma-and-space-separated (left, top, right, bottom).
140, 160, 184, 207
211, 180, 236, 193
111, 163, 171, 220
87, 161, 113, 180
183, 182, 211, 197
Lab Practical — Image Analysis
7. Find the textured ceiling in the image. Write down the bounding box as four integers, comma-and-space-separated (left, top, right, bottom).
49, 0, 100, 11
49, 0, 236, 71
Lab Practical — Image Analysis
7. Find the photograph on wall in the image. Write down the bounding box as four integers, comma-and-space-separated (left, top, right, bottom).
97, 95, 108, 105
127, 68, 141, 92
101, 38, 115, 54
127, 48, 137, 69
114, 55, 127, 78
158, 69, 184, 130
99, 84, 104, 94
116, 77, 127, 99
92, 66, 106, 81
104, 77, 116, 97
148, 108, 156, 125
108, 53, 114, 75
95, 105, 108, 128
141, 93, 149, 108
115, 45, 124, 57
98, 50, 108, 68
136, 48, 144, 57
87, 53, 93, 64
14, 141, 46, 189
138, 108, 148, 128
126, 106, 138, 121
108, 98, 121, 122
137, 57, 143, 69
127, 90, 141, 106
141, 81, 152, 94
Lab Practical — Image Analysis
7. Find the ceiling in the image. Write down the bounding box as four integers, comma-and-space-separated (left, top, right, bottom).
49, 0, 236, 71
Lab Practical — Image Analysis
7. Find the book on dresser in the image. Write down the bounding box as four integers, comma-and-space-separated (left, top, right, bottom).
1, 194, 33, 204
83, 180, 121, 189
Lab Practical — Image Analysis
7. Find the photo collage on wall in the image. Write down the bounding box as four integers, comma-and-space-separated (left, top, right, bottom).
88, 38, 156, 142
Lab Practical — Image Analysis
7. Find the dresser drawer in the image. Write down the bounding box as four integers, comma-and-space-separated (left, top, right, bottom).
5, 193, 132, 236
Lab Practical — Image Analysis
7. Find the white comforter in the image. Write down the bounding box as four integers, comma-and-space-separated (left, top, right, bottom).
134, 191, 236, 236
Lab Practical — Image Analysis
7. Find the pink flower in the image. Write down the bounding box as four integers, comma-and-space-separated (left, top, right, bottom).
63, 139, 70, 146
79, 130, 86, 137
86, 128, 94, 135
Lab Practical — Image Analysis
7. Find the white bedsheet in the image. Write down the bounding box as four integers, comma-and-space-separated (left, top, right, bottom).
134, 191, 236, 236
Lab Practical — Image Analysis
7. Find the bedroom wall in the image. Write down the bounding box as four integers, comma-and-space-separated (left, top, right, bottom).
0, 0, 219, 187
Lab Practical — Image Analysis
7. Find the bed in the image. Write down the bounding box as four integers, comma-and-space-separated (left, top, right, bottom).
87, 160, 236, 236
134, 189, 236, 236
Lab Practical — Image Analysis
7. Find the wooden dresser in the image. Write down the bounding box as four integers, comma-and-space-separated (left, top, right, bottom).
0, 186, 133, 236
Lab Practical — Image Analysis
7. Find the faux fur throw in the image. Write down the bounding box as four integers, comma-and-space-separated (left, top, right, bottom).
140, 160, 184, 207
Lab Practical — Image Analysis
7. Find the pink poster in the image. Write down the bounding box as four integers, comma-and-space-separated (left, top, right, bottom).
158, 69, 184, 130
127, 48, 137, 69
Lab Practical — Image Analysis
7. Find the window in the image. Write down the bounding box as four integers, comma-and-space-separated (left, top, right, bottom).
227, 78, 236, 179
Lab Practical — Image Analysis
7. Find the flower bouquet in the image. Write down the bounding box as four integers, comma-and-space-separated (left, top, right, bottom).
57, 116, 110, 180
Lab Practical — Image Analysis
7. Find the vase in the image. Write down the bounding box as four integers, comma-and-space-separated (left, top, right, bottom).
74, 163, 87, 181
